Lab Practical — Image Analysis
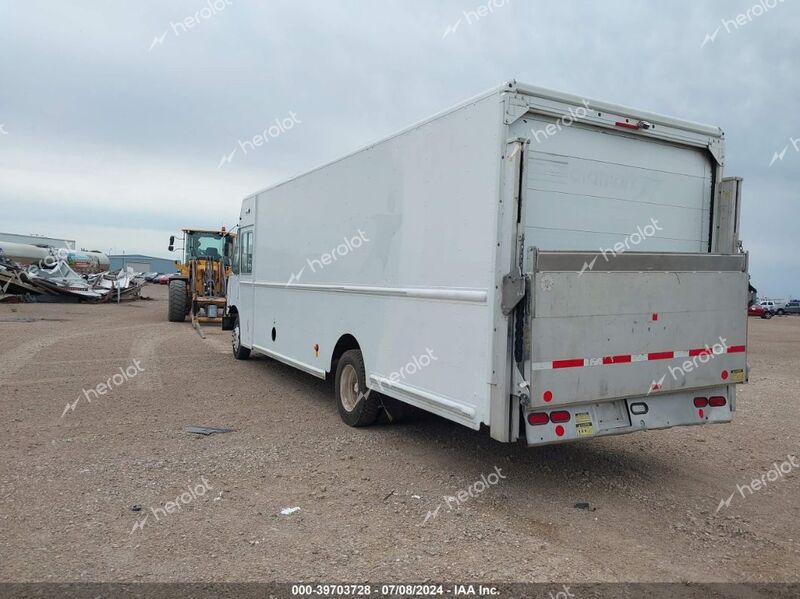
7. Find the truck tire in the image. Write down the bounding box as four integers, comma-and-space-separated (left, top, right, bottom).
777, 308, 785, 315
167, 280, 187, 322
335, 349, 380, 427
232, 315, 251, 360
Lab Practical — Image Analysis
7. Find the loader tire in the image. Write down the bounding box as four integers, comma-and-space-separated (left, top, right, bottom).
167, 279, 187, 322
335, 350, 380, 427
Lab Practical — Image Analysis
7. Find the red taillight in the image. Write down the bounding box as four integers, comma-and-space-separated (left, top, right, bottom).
550, 410, 571, 423
528, 412, 549, 426
693, 397, 708, 408
709, 396, 727, 407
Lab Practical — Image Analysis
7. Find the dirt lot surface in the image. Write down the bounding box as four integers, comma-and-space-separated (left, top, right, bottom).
1, 285, 798, 582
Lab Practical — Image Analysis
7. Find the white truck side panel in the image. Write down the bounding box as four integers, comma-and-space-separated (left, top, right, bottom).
244, 93, 505, 427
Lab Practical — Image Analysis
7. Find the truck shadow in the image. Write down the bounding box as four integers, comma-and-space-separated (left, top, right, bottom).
400, 410, 678, 487
252, 354, 680, 490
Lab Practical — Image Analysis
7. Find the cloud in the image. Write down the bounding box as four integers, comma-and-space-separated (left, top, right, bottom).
0, 0, 798, 293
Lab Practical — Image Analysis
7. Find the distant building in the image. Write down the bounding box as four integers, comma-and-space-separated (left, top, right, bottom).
109, 254, 176, 274
0, 231, 75, 249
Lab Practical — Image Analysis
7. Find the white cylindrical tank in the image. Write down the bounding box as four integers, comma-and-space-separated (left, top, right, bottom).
0, 241, 50, 265
0, 242, 110, 274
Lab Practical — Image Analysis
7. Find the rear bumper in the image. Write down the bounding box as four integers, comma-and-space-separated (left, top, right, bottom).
524, 386, 733, 446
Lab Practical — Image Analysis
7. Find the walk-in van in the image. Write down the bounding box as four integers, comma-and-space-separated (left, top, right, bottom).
225, 81, 748, 446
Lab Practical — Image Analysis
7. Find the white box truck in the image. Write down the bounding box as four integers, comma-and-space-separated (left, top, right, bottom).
224, 80, 749, 446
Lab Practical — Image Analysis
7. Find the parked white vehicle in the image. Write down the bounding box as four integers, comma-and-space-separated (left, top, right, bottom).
759, 299, 787, 315
225, 80, 749, 446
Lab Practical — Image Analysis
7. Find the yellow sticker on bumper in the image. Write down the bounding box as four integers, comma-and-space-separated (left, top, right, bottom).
575, 412, 594, 437
730, 368, 745, 383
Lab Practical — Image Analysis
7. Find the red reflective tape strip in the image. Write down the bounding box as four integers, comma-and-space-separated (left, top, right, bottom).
689, 348, 712, 357
615, 121, 639, 130
603, 355, 632, 364
552, 358, 585, 369
532, 341, 742, 372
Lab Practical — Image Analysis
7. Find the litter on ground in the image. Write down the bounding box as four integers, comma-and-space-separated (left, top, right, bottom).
184, 426, 236, 436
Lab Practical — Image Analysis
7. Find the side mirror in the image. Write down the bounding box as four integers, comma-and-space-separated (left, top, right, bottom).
168, 235, 175, 252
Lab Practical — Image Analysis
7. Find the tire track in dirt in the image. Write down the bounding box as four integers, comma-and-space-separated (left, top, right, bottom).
0, 332, 76, 381
0, 323, 165, 383
129, 329, 194, 391
204, 331, 234, 355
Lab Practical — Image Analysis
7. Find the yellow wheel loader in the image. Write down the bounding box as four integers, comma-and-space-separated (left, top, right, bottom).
166, 227, 235, 336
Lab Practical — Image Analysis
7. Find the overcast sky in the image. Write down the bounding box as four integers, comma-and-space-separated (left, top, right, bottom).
0, 0, 797, 295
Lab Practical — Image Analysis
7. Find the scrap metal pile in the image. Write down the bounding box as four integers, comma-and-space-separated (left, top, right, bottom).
0, 244, 145, 303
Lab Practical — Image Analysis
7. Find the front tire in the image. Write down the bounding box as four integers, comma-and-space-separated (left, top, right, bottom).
167, 280, 187, 322
232, 315, 251, 360
335, 350, 380, 427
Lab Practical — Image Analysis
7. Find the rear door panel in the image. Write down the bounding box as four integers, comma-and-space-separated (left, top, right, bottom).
518, 116, 713, 253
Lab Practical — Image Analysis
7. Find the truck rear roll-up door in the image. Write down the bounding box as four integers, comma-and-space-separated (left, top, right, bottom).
521, 116, 714, 254
527, 251, 748, 407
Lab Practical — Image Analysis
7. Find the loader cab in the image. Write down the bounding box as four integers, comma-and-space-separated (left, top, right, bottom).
184, 230, 226, 262
169, 228, 236, 275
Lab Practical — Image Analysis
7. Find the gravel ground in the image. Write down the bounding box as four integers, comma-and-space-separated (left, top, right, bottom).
1, 285, 798, 582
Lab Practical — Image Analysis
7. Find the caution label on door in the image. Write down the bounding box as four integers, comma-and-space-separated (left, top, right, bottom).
575, 412, 594, 437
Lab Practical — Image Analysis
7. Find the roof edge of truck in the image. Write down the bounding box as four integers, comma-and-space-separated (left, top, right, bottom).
244, 79, 723, 202
510, 81, 723, 138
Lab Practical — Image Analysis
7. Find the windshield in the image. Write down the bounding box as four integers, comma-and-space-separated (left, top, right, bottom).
185, 232, 225, 261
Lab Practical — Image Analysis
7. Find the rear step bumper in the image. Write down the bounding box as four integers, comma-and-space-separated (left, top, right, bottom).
524, 386, 734, 446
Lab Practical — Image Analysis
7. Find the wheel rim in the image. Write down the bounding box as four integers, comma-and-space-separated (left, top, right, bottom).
339, 364, 360, 412
232, 323, 240, 353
